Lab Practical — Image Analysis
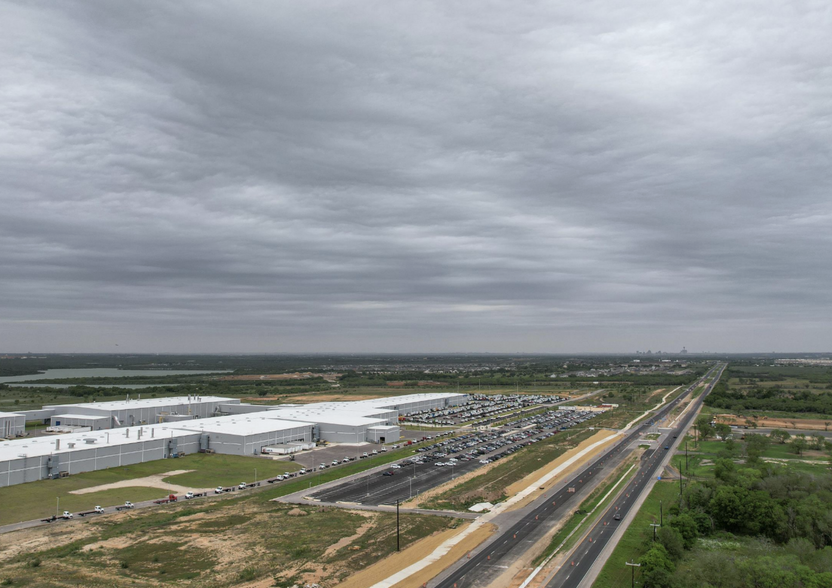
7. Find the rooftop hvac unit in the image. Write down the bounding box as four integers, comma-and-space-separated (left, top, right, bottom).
84, 438, 96, 444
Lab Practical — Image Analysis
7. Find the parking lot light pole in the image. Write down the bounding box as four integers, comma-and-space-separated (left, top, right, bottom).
625, 561, 641, 588
396, 499, 400, 551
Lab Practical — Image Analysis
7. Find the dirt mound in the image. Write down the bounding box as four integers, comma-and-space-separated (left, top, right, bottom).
286, 508, 308, 517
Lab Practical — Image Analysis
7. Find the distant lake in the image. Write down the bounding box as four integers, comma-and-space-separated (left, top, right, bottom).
9, 383, 179, 389
0, 368, 230, 385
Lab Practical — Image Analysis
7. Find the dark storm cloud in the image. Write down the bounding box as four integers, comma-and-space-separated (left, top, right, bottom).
1, 0, 831, 352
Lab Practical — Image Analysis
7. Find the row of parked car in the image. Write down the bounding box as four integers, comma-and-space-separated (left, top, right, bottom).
502, 408, 598, 431
403, 394, 565, 426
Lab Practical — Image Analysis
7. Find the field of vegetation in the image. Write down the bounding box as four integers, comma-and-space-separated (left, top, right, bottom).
0, 353, 710, 414
705, 363, 832, 418
0, 453, 303, 526
594, 427, 832, 588
0, 490, 460, 587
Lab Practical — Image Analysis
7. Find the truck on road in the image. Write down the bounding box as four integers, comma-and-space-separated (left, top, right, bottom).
77, 506, 106, 517
153, 494, 178, 504
115, 501, 134, 511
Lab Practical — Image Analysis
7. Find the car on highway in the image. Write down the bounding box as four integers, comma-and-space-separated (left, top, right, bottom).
613, 513, 621, 521
391, 464, 401, 469
382, 471, 395, 476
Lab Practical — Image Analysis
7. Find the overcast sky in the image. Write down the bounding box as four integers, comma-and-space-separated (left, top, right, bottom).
1, 1, 831, 354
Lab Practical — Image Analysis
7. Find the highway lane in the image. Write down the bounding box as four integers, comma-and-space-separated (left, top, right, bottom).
429, 365, 723, 588
543, 363, 726, 588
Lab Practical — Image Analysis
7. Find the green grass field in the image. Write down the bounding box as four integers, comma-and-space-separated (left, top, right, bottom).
0, 453, 302, 525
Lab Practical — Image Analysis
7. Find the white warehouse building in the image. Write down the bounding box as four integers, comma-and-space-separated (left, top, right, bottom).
0, 425, 201, 487
0, 392, 469, 488
36, 396, 238, 429
178, 415, 314, 456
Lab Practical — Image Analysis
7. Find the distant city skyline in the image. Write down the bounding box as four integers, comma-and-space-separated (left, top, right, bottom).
2, 2, 831, 353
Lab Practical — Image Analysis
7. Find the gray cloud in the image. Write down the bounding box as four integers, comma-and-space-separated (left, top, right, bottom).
1, 0, 831, 353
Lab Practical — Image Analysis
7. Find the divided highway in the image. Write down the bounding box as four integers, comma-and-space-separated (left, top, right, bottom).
543, 363, 725, 588
430, 365, 724, 588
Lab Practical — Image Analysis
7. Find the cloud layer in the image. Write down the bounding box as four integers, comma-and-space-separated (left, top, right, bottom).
2, 1, 831, 353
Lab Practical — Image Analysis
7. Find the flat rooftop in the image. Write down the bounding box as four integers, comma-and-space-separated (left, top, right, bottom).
269, 406, 388, 427
176, 414, 315, 436
46, 396, 236, 412
0, 412, 24, 418
0, 425, 197, 461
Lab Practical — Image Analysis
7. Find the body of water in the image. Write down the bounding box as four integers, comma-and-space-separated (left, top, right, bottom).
8, 383, 179, 389
0, 368, 229, 385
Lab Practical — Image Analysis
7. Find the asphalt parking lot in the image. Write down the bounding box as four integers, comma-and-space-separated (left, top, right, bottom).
312, 410, 598, 505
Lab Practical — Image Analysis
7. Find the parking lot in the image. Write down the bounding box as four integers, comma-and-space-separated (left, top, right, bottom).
401, 394, 566, 426
312, 408, 598, 505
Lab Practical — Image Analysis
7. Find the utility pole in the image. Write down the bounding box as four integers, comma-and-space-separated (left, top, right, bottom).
626, 561, 641, 588
685, 441, 689, 472
650, 523, 661, 541
396, 499, 400, 551
660, 500, 663, 526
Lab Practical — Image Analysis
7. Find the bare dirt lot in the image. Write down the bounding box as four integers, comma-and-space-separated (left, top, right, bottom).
0, 492, 459, 587
715, 413, 832, 431
69, 470, 209, 495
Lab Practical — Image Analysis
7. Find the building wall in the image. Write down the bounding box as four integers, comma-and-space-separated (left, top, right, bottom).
45, 398, 239, 428
0, 434, 201, 488
366, 426, 400, 443
317, 426, 367, 444
49, 416, 110, 430
0, 414, 25, 438
206, 426, 313, 456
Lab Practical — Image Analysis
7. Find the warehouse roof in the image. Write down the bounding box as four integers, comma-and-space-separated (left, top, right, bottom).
46, 396, 236, 412
0, 425, 197, 461
176, 414, 315, 436
270, 405, 388, 427
0, 412, 24, 418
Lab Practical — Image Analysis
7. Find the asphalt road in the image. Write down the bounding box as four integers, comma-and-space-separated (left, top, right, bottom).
429, 365, 723, 588
313, 456, 475, 505
543, 364, 726, 588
